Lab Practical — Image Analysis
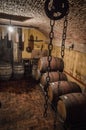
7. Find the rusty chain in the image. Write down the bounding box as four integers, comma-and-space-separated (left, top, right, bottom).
44, 2, 69, 130
44, 19, 55, 117
44, 12, 68, 130
61, 13, 68, 58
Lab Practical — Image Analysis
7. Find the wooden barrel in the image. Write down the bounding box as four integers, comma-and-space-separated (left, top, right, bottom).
40, 71, 67, 86
0, 62, 12, 80
48, 81, 82, 103
32, 65, 41, 81
13, 63, 24, 79
57, 93, 86, 124
38, 56, 64, 73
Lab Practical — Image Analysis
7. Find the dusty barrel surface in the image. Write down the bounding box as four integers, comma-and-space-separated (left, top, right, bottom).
57, 93, 86, 124
48, 81, 82, 103
13, 63, 24, 79
38, 56, 64, 73
32, 65, 41, 81
40, 71, 67, 86
0, 62, 12, 80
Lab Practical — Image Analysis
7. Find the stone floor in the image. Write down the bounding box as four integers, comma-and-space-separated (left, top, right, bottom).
0, 77, 64, 130
0, 77, 86, 130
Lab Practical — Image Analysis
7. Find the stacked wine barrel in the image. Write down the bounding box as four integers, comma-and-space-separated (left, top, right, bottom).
0, 62, 25, 80
57, 93, 86, 125
31, 50, 48, 81
48, 81, 82, 107
38, 56, 64, 73
31, 55, 67, 82
39, 56, 67, 86
38, 56, 86, 128
0, 62, 12, 80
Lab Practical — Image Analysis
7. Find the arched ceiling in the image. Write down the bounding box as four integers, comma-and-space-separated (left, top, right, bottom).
0, 0, 86, 47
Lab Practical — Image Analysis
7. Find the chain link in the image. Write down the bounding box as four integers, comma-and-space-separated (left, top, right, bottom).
44, 6, 69, 130
61, 14, 68, 58
44, 19, 55, 117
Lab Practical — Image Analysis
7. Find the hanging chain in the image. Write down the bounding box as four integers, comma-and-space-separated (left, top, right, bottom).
44, 19, 55, 117
53, 12, 69, 130
53, 13, 69, 130
44, 14, 68, 129
61, 13, 68, 58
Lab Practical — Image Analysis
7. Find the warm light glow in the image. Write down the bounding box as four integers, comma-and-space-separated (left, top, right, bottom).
8, 26, 14, 32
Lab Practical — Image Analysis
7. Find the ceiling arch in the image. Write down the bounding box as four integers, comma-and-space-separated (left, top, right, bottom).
0, 0, 85, 46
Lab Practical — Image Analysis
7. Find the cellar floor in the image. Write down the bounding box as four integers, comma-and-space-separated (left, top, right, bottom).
0, 77, 86, 130
0, 77, 63, 130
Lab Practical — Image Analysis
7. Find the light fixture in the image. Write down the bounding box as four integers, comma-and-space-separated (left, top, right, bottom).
8, 26, 14, 32
8, 19, 14, 33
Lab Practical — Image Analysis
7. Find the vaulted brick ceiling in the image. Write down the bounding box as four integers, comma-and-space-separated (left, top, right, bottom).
0, 0, 86, 46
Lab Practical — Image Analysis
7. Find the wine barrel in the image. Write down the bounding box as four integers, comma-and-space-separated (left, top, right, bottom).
40, 72, 67, 86
48, 81, 81, 103
38, 56, 64, 73
0, 62, 12, 80
13, 63, 24, 79
32, 65, 41, 81
57, 93, 86, 124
